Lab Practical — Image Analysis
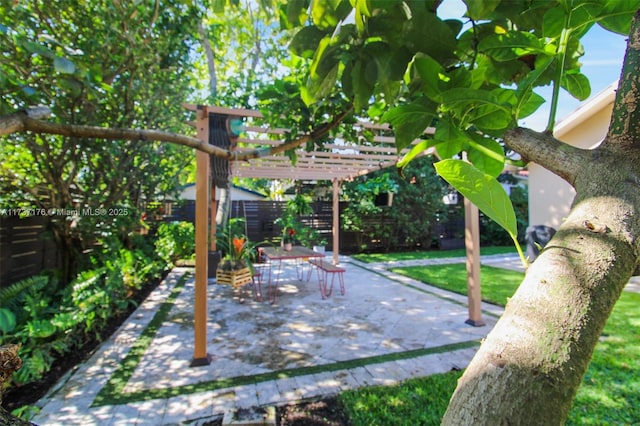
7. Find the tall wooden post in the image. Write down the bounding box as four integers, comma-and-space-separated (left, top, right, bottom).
191, 106, 212, 366
464, 197, 485, 326
210, 185, 217, 251
332, 179, 340, 265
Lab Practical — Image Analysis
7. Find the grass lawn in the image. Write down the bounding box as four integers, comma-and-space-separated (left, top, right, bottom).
338, 262, 639, 425
338, 369, 463, 426
352, 245, 516, 263
390, 263, 524, 306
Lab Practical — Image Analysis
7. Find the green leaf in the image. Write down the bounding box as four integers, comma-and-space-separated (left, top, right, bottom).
311, 0, 351, 30
20, 41, 56, 58
349, 59, 375, 111
281, 0, 310, 28
517, 90, 546, 119
289, 26, 326, 58
598, 0, 640, 35
466, 105, 513, 132
353, 0, 371, 33
479, 32, 546, 62
0, 308, 16, 333
514, 55, 554, 118
441, 88, 510, 111
440, 88, 513, 131
397, 139, 437, 169
542, 6, 566, 38
53, 56, 76, 74
363, 42, 405, 101
434, 159, 517, 239
568, 3, 602, 32
302, 64, 338, 105
413, 54, 446, 101
27, 319, 57, 338
466, 134, 505, 178
434, 116, 467, 159
562, 72, 591, 101
463, 0, 500, 20
381, 98, 436, 151
302, 36, 340, 105
402, 9, 457, 62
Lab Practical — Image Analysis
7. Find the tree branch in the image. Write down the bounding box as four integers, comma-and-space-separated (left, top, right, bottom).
0, 106, 51, 135
504, 127, 589, 187
604, 9, 640, 151
1, 105, 353, 163
264, 103, 354, 157
198, 20, 217, 99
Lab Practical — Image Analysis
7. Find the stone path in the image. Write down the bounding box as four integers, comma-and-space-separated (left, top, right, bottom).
32, 256, 501, 426
31, 253, 637, 425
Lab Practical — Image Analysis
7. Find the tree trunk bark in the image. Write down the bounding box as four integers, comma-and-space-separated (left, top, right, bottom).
443, 10, 640, 422
0, 345, 33, 425
442, 171, 639, 424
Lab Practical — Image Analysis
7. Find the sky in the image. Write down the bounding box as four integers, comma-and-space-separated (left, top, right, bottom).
437, 0, 629, 132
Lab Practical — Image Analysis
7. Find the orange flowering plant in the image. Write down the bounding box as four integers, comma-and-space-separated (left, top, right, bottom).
217, 218, 262, 272
219, 235, 253, 271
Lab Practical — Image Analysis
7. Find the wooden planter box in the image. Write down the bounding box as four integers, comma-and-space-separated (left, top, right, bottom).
216, 267, 252, 288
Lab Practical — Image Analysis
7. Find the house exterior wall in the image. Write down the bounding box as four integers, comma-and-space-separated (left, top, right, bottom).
180, 185, 265, 201
528, 85, 616, 229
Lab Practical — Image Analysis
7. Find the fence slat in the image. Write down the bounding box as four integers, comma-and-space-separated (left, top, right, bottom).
0, 215, 60, 287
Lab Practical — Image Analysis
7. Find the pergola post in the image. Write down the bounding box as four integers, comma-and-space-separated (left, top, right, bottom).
332, 179, 340, 265
191, 105, 212, 366
210, 185, 217, 251
464, 196, 485, 327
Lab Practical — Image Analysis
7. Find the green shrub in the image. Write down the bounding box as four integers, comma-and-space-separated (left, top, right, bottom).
341, 157, 448, 251
155, 221, 195, 264
0, 235, 169, 393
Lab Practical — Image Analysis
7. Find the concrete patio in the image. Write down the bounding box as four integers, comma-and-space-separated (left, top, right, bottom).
32, 254, 507, 425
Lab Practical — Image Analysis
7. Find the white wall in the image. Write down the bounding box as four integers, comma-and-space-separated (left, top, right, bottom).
179, 185, 265, 201
528, 83, 616, 228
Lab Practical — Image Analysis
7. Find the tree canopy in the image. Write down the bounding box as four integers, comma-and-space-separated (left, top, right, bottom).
272, 1, 638, 255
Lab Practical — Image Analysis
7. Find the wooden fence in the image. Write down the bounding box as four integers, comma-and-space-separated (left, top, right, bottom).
1, 201, 465, 288
0, 215, 61, 287
165, 200, 341, 249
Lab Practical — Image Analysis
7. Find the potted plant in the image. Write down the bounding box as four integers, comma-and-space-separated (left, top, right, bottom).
276, 194, 314, 250
216, 219, 259, 289
311, 231, 328, 253
282, 227, 296, 251
216, 235, 254, 288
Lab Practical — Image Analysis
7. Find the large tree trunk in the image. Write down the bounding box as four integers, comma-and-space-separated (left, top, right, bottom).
442, 11, 640, 425
0, 345, 33, 425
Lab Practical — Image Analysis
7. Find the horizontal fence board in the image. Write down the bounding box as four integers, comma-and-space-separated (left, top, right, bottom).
2, 200, 466, 287
0, 215, 60, 288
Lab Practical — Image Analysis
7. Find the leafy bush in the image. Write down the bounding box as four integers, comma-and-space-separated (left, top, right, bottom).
0, 235, 169, 392
155, 221, 195, 264
341, 157, 449, 252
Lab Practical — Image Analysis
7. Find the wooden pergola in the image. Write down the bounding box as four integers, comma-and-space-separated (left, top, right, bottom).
184, 104, 484, 366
